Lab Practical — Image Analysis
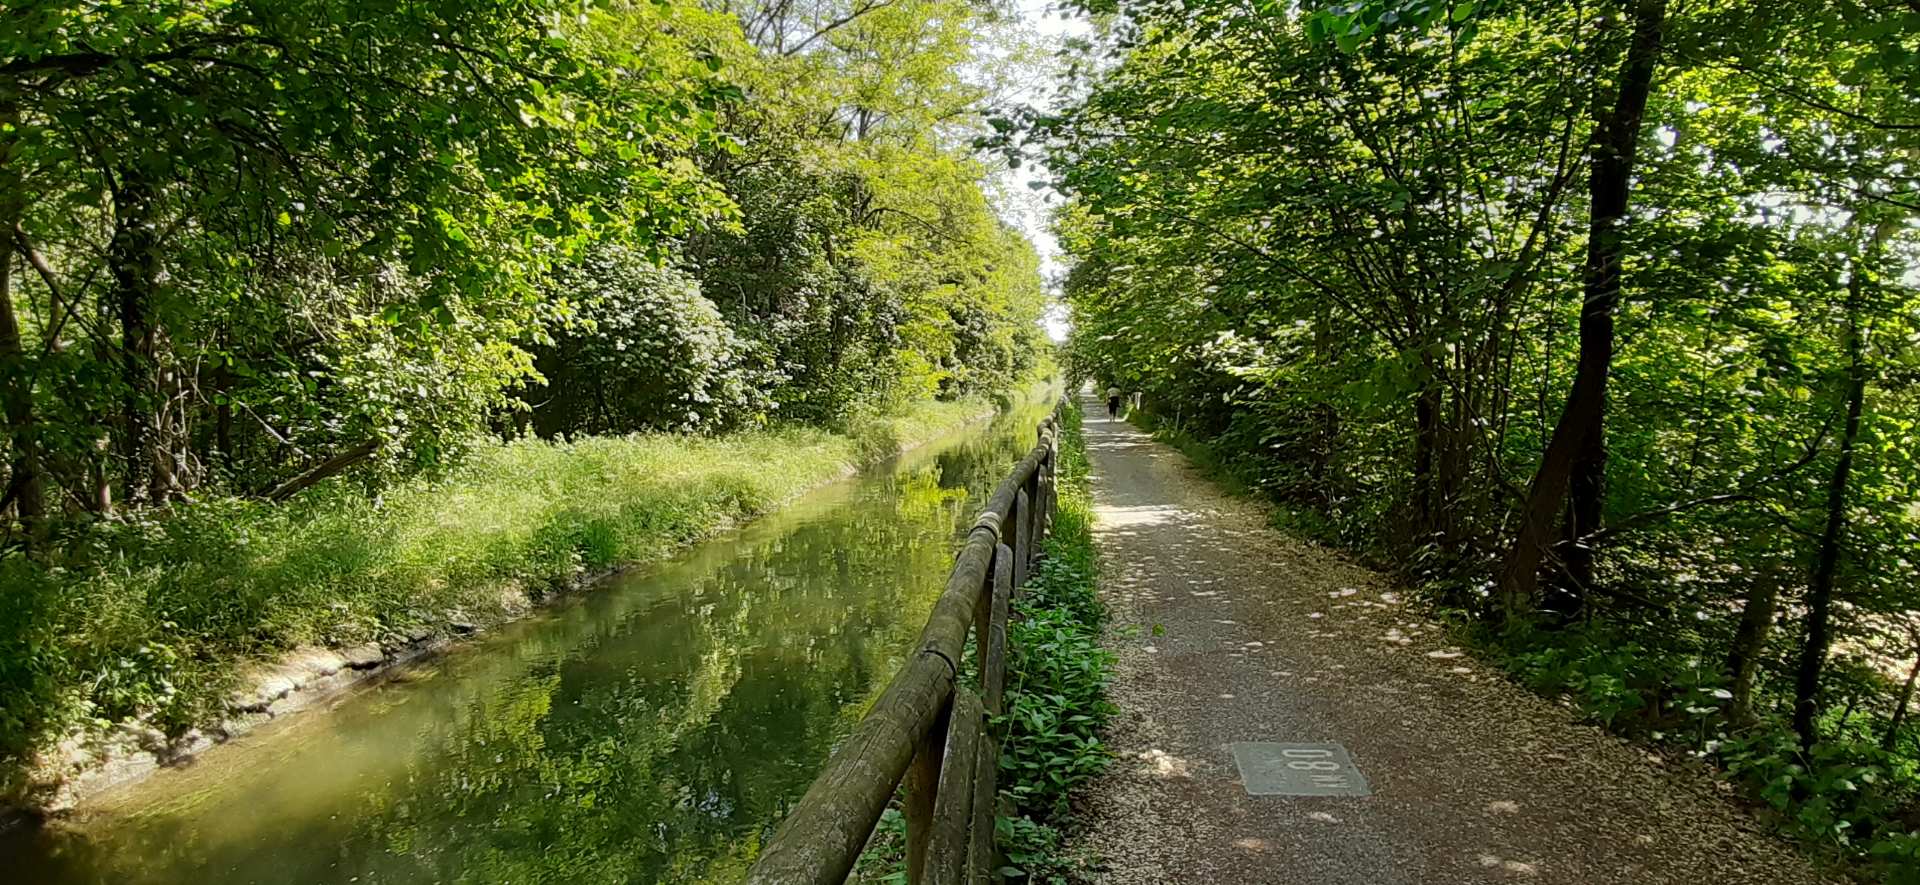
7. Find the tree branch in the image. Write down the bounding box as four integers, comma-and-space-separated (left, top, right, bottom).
264, 438, 380, 502
782, 0, 902, 56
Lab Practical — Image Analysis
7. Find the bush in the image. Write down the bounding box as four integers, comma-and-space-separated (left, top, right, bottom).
1486, 623, 1920, 878
1719, 731, 1919, 868
530, 244, 774, 435
1001, 543, 1114, 821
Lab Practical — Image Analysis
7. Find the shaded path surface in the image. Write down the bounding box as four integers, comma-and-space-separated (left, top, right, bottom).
1070, 399, 1833, 885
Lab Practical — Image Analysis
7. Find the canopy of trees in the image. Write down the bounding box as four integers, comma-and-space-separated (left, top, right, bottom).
0, 0, 1046, 541
1031, 0, 1920, 868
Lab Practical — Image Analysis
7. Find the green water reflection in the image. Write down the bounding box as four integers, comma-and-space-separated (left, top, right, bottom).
6, 403, 1053, 884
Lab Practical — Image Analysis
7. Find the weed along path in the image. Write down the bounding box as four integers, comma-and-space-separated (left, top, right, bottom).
1072, 398, 1835, 885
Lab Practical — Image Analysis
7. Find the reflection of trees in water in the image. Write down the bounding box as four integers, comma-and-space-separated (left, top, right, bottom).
322, 418, 1036, 884
24, 411, 1049, 885
931, 410, 1045, 496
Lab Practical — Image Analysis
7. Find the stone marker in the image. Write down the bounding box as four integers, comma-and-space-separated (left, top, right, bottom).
1230, 741, 1371, 797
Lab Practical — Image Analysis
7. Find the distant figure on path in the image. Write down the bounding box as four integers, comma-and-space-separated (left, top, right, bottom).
1105, 385, 1122, 418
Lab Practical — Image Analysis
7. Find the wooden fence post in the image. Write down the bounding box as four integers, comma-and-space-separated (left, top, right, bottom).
1013, 488, 1031, 589
983, 544, 1013, 716
966, 731, 1002, 885
905, 697, 951, 884
925, 689, 983, 885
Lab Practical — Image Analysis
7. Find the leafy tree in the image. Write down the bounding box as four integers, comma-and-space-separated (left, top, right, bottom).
1, 0, 737, 518
530, 245, 773, 435
1038, 0, 1920, 869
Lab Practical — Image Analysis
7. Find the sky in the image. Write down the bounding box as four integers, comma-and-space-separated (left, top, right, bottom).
995, 0, 1094, 342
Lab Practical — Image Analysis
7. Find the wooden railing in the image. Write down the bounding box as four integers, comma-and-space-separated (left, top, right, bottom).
747, 406, 1062, 885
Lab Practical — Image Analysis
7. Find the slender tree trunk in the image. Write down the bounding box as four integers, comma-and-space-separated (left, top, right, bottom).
264, 438, 379, 502
0, 248, 46, 532
1883, 647, 1920, 752
110, 180, 162, 507
90, 435, 113, 515
1414, 380, 1440, 535
1836, 687, 1862, 739
1792, 259, 1869, 748
1559, 415, 1605, 601
213, 347, 235, 475
1498, 0, 1666, 618
12, 226, 67, 353
150, 327, 182, 500
0, 120, 46, 535
1725, 577, 1779, 723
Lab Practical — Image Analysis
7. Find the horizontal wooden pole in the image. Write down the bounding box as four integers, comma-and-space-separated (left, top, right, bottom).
973, 443, 1049, 540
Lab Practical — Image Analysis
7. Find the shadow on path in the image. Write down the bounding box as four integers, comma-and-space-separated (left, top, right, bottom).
1070, 396, 1833, 885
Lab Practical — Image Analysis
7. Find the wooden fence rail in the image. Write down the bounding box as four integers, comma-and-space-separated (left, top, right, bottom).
747, 406, 1063, 885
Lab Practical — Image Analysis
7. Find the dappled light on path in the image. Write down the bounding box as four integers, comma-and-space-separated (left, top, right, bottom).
1067, 396, 1839, 885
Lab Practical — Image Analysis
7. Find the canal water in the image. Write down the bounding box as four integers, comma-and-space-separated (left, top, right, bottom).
5, 400, 1055, 884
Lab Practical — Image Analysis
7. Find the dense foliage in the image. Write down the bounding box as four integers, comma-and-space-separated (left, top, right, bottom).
1029, 0, 1920, 872
1, 0, 1045, 526
0, 0, 1048, 799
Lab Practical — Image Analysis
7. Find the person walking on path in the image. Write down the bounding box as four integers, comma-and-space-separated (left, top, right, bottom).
1105, 384, 1122, 418
1069, 391, 1834, 884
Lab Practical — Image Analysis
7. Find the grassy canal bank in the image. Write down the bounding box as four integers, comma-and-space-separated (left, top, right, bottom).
0, 391, 1043, 811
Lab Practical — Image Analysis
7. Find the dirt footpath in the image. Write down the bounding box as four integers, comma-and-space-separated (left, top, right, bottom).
1068, 399, 1836, 885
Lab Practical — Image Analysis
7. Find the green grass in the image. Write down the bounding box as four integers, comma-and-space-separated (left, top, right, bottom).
846, 397, 996, 464
0, 396, 1002, 804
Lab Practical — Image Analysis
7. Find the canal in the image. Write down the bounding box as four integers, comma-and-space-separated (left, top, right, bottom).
4, 400, 1056, 884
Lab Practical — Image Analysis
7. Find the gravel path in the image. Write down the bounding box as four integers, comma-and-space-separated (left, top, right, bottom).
1069, 399, 1837, 885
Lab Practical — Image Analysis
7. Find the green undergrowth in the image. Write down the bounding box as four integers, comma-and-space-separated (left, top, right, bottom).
996, 399, 1115, 882
0, 395, 1001, 803
1487, 624, 1920, 881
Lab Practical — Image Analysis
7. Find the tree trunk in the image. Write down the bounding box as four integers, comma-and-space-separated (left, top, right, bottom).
1725, 577, 1779, 723
0, 250, 46, 532
1792, 258, 1869, 748
1414, 379, 1439, 535
264, 438, 380, 502
110, 180, 162, 507
0, 122, 46, 536
1883, 648, 1920, 752
213, 350, 234, 474
90, 434, 113, 515
1497, 0, 1666, 618
1556, 408, 1606, 608
149, 326, 183, 500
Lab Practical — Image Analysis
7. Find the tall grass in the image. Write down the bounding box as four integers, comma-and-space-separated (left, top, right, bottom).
0, 398, 998, 802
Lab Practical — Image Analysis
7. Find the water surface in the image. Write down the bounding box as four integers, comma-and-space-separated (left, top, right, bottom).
4, 403, 1052, 884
